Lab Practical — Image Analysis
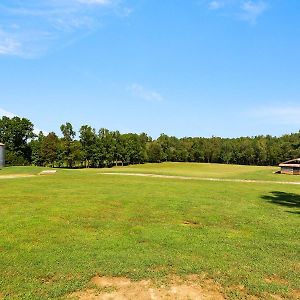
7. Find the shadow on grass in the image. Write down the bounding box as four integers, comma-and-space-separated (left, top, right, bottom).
262, 191, 300, 215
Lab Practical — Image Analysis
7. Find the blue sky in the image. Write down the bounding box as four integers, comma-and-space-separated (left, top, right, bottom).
0, 0, 299, 138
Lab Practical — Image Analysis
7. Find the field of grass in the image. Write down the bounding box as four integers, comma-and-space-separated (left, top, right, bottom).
98, 162, 300, 182
0, 163, 299, 299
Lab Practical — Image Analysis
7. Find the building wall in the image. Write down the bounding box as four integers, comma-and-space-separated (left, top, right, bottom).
0, 145, 4, 168
281, 166, 294, 175
293, 167, 300, 175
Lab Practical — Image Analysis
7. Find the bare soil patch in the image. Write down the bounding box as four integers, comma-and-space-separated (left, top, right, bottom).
262, 294, 283, 300
290, 289, 300, 299
69, 275, 225, 300
265, 275, 288, 285
182, 220, 201, 227
39, 170, 57, 175
0, 174, 36, 179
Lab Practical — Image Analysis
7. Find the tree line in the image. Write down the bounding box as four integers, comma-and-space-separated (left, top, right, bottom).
0, 116, 299, 168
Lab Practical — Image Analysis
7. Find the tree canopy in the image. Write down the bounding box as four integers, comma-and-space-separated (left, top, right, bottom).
0, 116, 299, 168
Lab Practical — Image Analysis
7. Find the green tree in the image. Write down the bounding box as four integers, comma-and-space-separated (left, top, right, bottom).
41, 132, 59, 167
0, 116, 35, 165
79, 125, 96, 167
147, 141, 162, 163
30, 131, 45, 166
60, 122, 76, 168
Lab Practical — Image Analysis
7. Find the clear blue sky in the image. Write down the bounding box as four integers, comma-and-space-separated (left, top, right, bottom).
0, 0, 299, 138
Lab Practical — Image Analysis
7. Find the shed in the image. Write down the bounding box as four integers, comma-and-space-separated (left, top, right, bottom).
0, 143, 5, 168
279, 158, 300, 175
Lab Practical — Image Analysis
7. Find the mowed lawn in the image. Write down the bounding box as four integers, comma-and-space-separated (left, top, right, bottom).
0, 163, 299, 299
97, 162, 300, 182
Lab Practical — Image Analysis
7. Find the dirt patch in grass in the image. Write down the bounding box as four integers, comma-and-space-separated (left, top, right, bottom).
39, 274, 60, 285
262, 294, 283, 300
0, 174, 36, 179
290, 289, 300, 299
182, 220, 201, 227
265, 275, 288, 285
69, 275, 225, 300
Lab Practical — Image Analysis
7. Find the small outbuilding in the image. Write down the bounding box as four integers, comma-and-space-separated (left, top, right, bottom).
0, 143, 5, 168
279, 158, 300, 175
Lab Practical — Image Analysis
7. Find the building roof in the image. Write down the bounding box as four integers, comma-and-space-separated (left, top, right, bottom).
0, 143, 4, 146
279, 158, 300, 167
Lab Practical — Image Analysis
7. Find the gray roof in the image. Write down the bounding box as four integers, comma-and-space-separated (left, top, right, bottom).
279, 158, 300, 167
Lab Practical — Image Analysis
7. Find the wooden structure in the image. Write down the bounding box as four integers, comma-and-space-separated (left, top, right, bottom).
279, 158, 300, 175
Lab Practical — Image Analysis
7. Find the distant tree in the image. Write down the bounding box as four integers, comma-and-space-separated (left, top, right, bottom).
123, 133, 146, 164
255, 138, 268, 165
60, 122, 75, 141
79, 125, 96, 167
191, 138, 205, 162
203, 137, 220, 163
113, 131, 125, 166
147, 141, 162, 163
30, 131, 45, 166
220, 139, 233, 164
41, 132, 59, 167
0, 116, 35, 165
69, 140, 84, 167
60, 122, 76, 168
98, 128, 114, 167
157, 134, 178, 161
2, 116, 300, 168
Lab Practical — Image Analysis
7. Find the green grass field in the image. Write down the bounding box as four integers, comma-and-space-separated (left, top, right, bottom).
0, 163, 299, 299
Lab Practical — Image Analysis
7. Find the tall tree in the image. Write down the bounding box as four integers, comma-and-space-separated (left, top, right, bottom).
30, 131, 45, 166
41, 132, 59, 167
60, 122, 76, 168
0, 116, 35, 165
79, 125, 96, 167
147, 141, 162, 163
